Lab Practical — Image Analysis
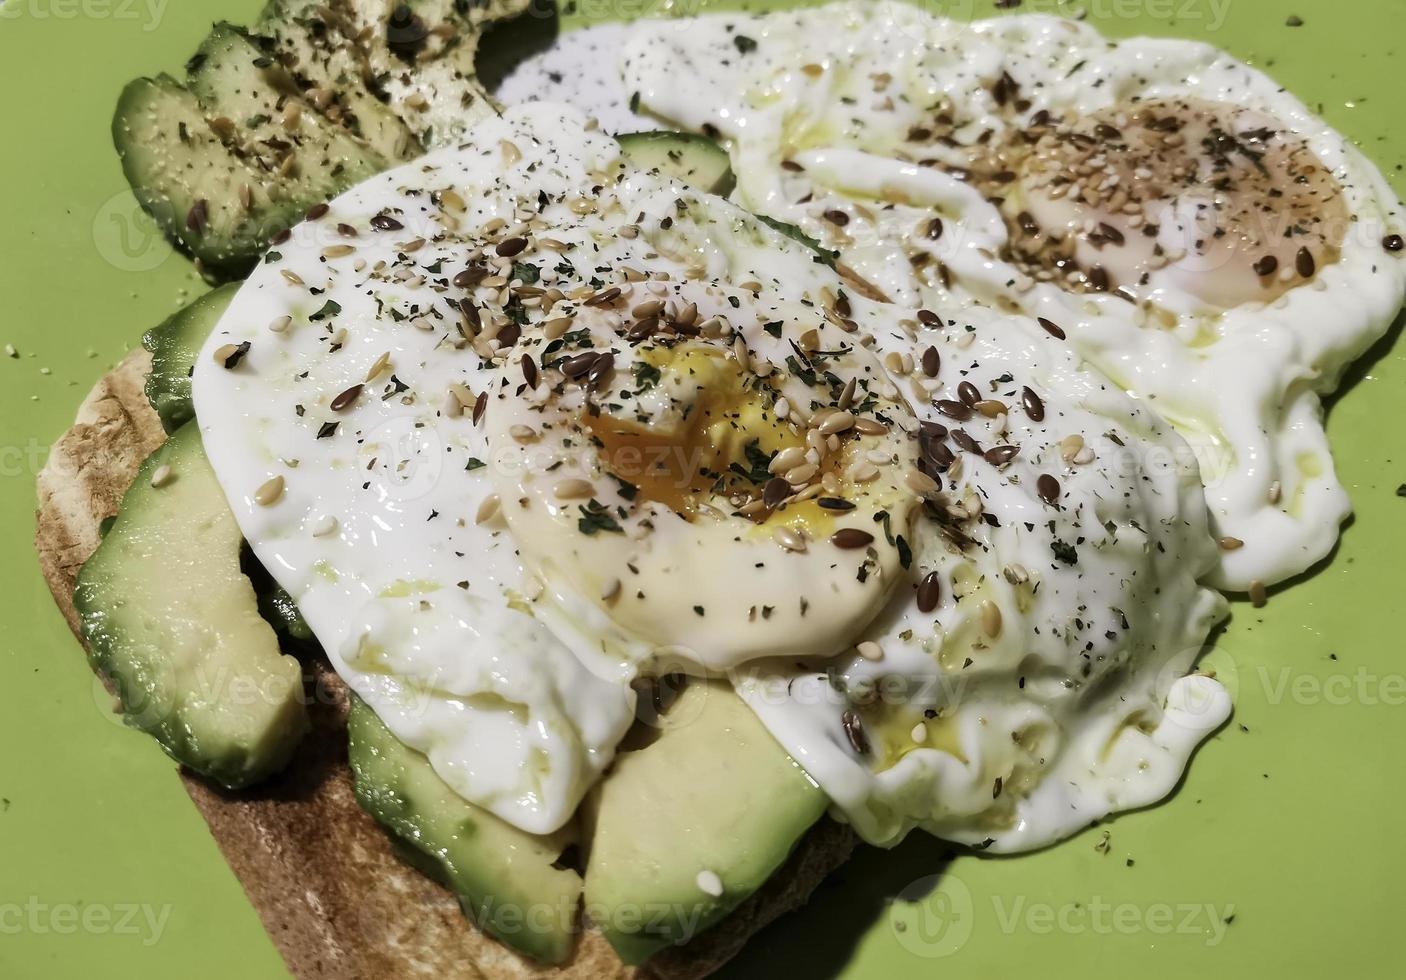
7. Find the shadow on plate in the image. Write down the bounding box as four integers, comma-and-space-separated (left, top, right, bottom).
718, 833, 956, 979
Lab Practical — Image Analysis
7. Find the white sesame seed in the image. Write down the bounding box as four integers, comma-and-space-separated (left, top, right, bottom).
269, 315, 292, 334
768, 446, 807, 475
773, 527, 807, 553
696, 870, 724, 898
150, 464, 174, 489
310, 514, 338, 537
475, 494, 502, 526
554, 478, 595, 500
255, 475, 285, 507
819, 411, 855, 436
906, 469, 939, 496
785, 462, 819, 485
857, 641, 883, 661
365, 352, 391, 382
980, 599, 1002, 638
910, 722, 928, 743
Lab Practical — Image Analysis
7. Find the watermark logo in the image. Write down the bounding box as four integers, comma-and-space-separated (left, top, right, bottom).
0, 0, 169, 32
890, 872, 974, 958
91, 189, 175, 274
889, 871, 1236, 957
0, 897, 171, 946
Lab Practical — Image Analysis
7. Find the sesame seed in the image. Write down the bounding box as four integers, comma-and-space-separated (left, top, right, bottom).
365, 352, 391, 382
910, 723, 928, 743
773, 526, 807, 552
848, 461, 880, 483
906, 469, 939, 496
768, 447, 806, 476
475, 494, 502, 526
509, 424, 538, 443
310, 515, 338, 538
213, 342, 251, 369
1021, 386, 1045, 422
554, 478, 594, 500
818, 411, 855, 435
916, 571, 942, 612
1295, 247, 1316, 278
150, 464, 174, 489
696, 870, 724, 898
841, 710, 870, 755
330, 384, 363, 412
1248, 579, 1267, 608
980, 599, 1003, 638
269, 315, 292, 334
830, 528, 874, 549
254, 475, 285, 507
784, 462, 819, 485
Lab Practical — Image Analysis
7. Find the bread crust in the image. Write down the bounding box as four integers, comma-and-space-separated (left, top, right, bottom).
34, 352, 858, 980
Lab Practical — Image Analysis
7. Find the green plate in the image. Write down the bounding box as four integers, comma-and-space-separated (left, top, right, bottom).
1, 1, 1401, 977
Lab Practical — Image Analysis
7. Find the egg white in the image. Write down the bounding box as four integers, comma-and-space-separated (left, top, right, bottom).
619, 0, 1406, 590
192, 81, 1240, 851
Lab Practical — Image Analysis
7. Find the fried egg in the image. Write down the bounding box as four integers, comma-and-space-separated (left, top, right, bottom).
194, 100, 1231, 852
618, 0, 1406, 590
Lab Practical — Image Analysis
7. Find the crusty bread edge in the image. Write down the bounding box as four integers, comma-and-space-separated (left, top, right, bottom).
34, 350, 859, 980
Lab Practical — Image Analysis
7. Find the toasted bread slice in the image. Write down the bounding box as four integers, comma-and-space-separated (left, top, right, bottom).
35, 350, 858, 979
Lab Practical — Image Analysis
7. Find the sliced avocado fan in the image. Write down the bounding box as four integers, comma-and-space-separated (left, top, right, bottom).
113, 0, 531, 279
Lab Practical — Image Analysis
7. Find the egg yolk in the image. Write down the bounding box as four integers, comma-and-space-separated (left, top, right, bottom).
1008, 97, 1348, 309
581, 346, 804, 519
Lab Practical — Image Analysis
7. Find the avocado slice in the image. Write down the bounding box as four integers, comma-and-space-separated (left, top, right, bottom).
617, 131, 737, 197
584, 681, 828, 964
75, 423, 309, 789
255, 0, 422, 164
186, 24, 387, 203
142, 283, 239, 433
347, 695, 584, 964
112, 75, 302, 277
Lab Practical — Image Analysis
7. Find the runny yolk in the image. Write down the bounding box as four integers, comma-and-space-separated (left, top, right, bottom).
581, 347, 804, 519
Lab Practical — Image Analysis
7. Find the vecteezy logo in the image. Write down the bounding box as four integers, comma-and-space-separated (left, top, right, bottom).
889, 871, 974, 958
887, 0, 979, 45
362, 414, 445, 502
92, 188, 175, 274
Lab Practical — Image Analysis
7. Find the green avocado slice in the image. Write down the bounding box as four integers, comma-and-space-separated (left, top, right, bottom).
347, 695, 584, 964
74, 422, 309, 789
584, 680, 828, 964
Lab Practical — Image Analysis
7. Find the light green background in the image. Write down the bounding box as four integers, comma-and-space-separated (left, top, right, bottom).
1, 1, 1403, 977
